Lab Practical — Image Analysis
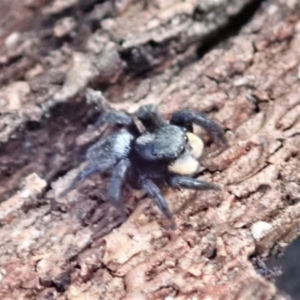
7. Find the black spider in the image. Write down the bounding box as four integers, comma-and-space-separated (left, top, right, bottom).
60, 104, 227, 227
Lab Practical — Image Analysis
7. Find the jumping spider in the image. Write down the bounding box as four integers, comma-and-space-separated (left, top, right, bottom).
60, 105, 227, 227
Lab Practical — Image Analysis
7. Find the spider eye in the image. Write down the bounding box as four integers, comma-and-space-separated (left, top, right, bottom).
184, 135, 188, 142
152, 150, 157, 156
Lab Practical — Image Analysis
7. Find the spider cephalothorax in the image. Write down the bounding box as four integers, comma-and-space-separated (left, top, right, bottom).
60, 104, 227, 227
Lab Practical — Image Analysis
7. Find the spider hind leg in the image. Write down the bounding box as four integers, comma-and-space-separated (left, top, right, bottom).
58, 131, 134, 197
57, 164, 100, 198
107, 158, 131, 220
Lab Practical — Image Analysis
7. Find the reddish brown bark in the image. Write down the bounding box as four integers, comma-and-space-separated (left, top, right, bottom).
1, 0, 300, 299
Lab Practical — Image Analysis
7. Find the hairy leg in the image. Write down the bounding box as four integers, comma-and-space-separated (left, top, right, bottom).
59, 131, 134, 197
142, 178, 176, 230
58, 164, 100, 197
95, 109, 140, 135
108, 158, 130, 219
168, 174, 222, 191
95, 110, 133, 127
135, 104, 166, 130
170, 109, 227, 146
87, 130, 134, 166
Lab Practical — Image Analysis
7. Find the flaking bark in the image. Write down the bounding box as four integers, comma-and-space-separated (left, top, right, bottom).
0, 0, 300, 299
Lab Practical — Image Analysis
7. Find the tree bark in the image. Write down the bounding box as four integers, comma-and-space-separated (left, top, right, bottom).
0, 0, 300, 299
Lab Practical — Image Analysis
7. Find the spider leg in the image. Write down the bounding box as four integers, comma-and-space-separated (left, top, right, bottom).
142, 178, 175, 223
168, 174, 222, 191
170, 109, 227, 146
107, 158, 130, 219
95, 109, 140, 136
58, 131, 134, 197
95, 110, 133, 127
58, 164, 100, 197
135, 104, 166, 130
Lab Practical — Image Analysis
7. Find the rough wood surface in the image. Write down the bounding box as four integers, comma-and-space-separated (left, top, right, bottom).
1, 0, 300, 299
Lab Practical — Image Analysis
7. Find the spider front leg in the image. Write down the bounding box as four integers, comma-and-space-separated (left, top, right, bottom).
135, 104, 166, 130
107, 158, 130, 219
95, 109, 133, 127
170, 109, 227, 147
142, 178, 176, 229
168, 174, 222, 191
95, 109, 140, 136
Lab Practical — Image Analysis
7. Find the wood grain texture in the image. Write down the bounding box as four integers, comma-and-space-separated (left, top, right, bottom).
0, 0, 300, 299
